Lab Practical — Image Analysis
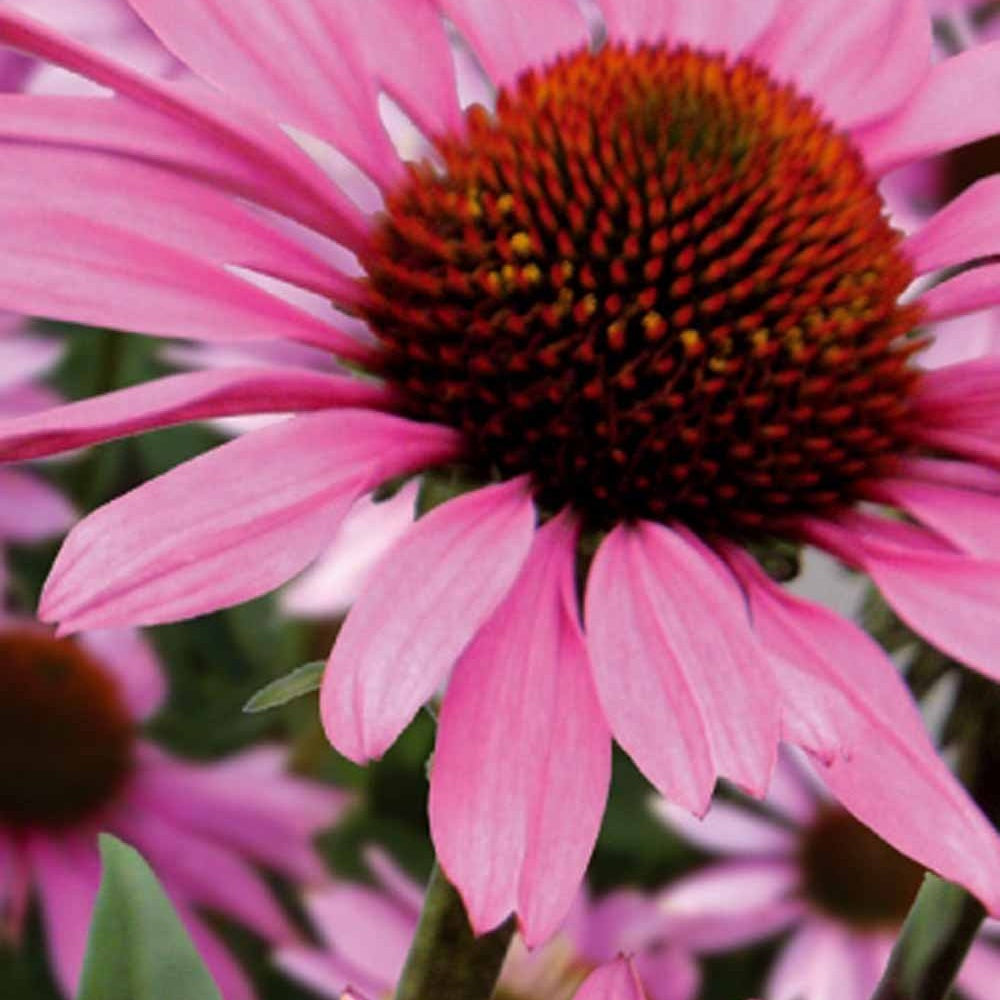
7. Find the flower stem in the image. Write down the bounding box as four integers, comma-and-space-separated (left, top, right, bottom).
394, 864, 515, 1000
869, 875, 985, 1000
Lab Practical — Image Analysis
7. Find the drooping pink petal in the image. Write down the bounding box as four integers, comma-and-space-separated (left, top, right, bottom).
905, 177, 1000, 275
275, 947, 364, 1000
126, 0, 405, 189
109, 805, 296, 943
573, 958, 648, 1000
767, 920, 873, 1000
321, 480, 536, 762
585, 522, 778, 814
657, 860, 804, 952
857, 42, 1000, 175
430, 515, 611, 944
0, 11, 368, 247
131, 744, 343, 881
0, 367, 390, 462
282, 481, 419, 619
633, 948, 700, 1000
653, 799, 796, 858
435, 0, 589, 88
174, 902, 256, 1000
867, 477, 1000, 559
957, 939, 1000, 1000
40, 410, 460, 632
596, 0, 780, 55
750, 0, 931, 131
78, 628, 166, 721
919, 263, 1000, 323
730, 549, 1000, 915
910, 354, 1000, 422
26, 832, 101, 998
0, 469, 74, 540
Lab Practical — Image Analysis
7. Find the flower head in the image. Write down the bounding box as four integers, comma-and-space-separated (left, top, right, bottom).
3, 0, 1000, 944
655, 751, 1000, 1000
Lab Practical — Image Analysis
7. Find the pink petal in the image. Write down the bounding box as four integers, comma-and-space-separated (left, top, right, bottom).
857, 42, 1000, 175
132, 743, 344, 881
868, 477, 1000, 559
653, 799, 795, 858
40, 410, 459, 632
957, 940, 1000, 1000
0, 13, 368, 247
905, 176, 1000, 274
174, 902, 256, 1000
596, 0, 779, 55
127, 0, 404, 189
750, 0, 931, 131
0, 367, 389, 461
918, 311, 1000, 370
435, 0, 589, 88
0, 831, 30, 942
78, 628, 167, 722
27, 832, 101, 997
767, 921, 873, 1000
573, 958, 648, 1000
657, 860, 804, 952
109, 802, 296, 942
321, 479, 536, 762
0, 330, 60, 390
282, 481, 419, 619
919, 263, 1000, 322
633, 948, 700, 1000
363, 847, 425, 919
911, 353, 1000, 420
731, 550, 1000, 915
275, 947, 359, 1000
0, 469, 74, 539
585, 523, 778, 813
430, 515, 611, 944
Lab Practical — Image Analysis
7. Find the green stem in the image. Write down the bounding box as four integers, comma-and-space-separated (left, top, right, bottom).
394, 864, 515, 1000
869, 875, 985, 1000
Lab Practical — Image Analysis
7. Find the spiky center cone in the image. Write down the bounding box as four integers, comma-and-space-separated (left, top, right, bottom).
0, 630, 134, 828
363, 43, 925, 536
800, 808, 925, 929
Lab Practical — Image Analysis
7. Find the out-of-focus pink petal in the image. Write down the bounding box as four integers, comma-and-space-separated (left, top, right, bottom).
131, 744, 343, 881
768, 920, 872, 1000
633, 947, 700, 1000
918, 311, 1000, 370
78, 627, 166, 721
321, 479, 535, 763
868, 477, 1000, 559
110, 804, 296, 942
0, 330, 60, 390
435, 0, 589, 88
0, 469, 74, 540
363, 847, 425, 919
905, 176, 1000, 274
0, 367, 389, 462
586, 522, 778, 812
40, 410, 459, 632
750, 0, 931, 131
765, 753, 821, 824
27, 832, 101, 998
176, 902, 256, 1000
0, 12, 369, 247
596, 0, 779, 55
957, 939, 1000, 1000
920, 263, 1000, 322
857, 42, 1000, 175
653, 799, 795, 858
731, 550, 1000, 915
282, 482, 418, 619
573, 958, 647, 1000
657, 860, 803, 952
126, 0, 404, 189
430, 515, 611, 944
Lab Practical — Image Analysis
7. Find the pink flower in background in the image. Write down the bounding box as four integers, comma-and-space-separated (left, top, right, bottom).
0, 572, 345, 998
277, 851, 696, 1000
5, 0, 1000, 944
0, 316, 73, 548
655, 753, 1000, 1000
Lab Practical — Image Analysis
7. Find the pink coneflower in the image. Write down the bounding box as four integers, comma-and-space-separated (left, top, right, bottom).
655, 752, 1000, 1000
0, 589, 344, 997
2, 0, 1000, 944
277, 851, 696, 1000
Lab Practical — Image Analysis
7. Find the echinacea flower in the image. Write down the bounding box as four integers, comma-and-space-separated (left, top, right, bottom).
655, 751, 1000, 1000
0, 578, 344, 997
4, 0, 1000, 944
277, 850, 696, 1000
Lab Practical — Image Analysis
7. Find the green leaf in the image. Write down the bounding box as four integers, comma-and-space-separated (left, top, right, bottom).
242, 661, 325, 714
77, 836, 222, 1000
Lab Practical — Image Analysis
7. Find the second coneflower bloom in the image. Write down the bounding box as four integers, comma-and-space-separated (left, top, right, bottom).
3, 0, 1000, 944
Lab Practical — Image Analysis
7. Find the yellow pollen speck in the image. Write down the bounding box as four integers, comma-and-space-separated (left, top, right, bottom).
642, 311, 667, 340
522, 263, 542, 285
497, 193, 516, 215
511, 232, 535, 257
680, 329, 702, 354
